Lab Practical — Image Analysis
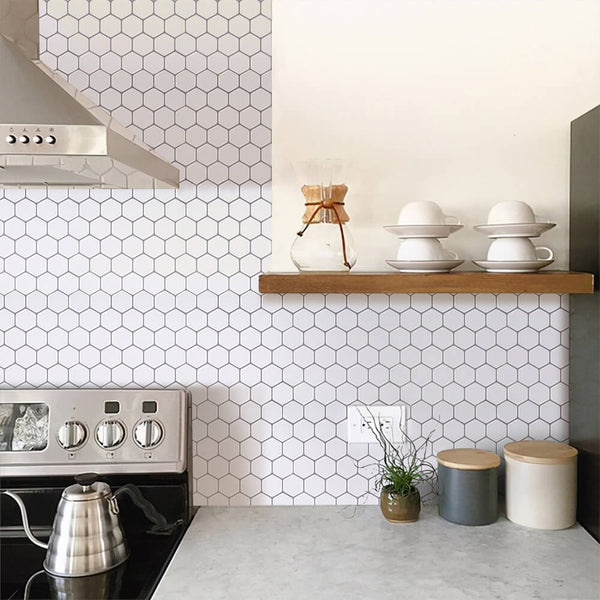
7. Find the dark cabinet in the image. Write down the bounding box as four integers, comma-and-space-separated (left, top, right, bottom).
570, 104, 600, 542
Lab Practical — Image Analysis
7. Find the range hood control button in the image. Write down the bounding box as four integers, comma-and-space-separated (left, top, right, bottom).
33, 135, 43, 144
57, 421, 87, 450
19, 135, 29, 144
46, 135, 56, 145
134, 419, 163, 449
96, 420, 125, 449
5, 135, 16, 144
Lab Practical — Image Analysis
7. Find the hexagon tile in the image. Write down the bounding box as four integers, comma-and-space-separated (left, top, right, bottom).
0, 1, 569, 506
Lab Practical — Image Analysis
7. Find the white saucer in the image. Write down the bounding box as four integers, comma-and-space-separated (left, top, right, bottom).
386, 259, 464, 273
472, 259, 554, 273
384, 224, 463, 238
473, 222, 555, 238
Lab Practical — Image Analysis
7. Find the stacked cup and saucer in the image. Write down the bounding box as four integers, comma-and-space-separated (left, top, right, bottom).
472, 201, 556, 273
384, 201, 464, 273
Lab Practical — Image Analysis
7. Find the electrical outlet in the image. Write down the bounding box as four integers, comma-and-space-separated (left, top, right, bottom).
347, 405, 407, 444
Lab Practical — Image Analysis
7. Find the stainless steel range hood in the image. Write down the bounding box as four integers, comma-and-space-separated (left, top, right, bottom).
0, 0, 179, 189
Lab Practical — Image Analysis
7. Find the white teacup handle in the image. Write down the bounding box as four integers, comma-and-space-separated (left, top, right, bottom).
444, 215, 459, 225
535, 246, 553, 260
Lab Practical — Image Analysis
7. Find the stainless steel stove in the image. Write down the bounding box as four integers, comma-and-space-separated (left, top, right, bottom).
0, 389, 194, 600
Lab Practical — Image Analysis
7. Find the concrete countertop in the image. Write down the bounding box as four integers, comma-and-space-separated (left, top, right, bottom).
152, 505, 599, 600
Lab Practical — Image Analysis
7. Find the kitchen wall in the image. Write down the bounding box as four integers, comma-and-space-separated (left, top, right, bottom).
0, 0, 574, 506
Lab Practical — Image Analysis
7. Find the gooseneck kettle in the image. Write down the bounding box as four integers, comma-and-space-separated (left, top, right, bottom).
4, 473, 129, 577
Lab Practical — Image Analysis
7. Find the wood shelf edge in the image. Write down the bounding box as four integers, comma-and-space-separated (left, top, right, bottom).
258, 271, 595, 295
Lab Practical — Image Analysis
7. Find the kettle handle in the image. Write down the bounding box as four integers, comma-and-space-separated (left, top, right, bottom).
108, 495, 120, 516
2, 491, 49, 549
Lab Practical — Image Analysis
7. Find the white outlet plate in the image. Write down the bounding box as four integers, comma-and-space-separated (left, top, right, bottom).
347, 405, 407, 444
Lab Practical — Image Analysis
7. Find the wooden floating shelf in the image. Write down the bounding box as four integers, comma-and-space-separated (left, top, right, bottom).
259, 271, 594, 295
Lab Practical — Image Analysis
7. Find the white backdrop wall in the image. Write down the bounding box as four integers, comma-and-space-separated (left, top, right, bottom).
272, 0, 600, 270
0, 0, 591, 506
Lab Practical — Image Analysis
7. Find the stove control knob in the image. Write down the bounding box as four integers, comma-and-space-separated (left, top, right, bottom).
96, 420, 125, 449
19, 135, 29, 144
46, 135, 56, 145
57, 421, 87, 450
133, 419, 163, 449
32, 135, 43, 144
5, 135, 16, 144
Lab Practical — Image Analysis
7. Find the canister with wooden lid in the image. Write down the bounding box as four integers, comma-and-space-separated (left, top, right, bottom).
437, 448, 501, 526
504, 440, 578, 530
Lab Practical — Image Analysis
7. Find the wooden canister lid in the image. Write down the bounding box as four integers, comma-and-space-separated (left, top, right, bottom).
504, 441, 577, 464
437, 448, 500, 470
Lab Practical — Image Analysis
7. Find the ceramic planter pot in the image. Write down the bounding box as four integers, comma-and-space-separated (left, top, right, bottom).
380, 486, 421, 523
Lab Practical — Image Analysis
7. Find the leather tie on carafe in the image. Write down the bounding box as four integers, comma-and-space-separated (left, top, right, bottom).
296, 183, 352, 269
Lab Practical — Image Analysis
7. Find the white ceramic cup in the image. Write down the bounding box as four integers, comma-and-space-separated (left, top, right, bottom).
486, 238, 553, 261
397, 201, 458, 225
487, 201, 546, 225
396, 238, 458, 261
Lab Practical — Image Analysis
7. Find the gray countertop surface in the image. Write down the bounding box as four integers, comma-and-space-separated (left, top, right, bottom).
152, 505, 599, 600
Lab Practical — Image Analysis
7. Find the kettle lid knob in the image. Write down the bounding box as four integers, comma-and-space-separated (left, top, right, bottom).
63, 473, 110, 501
75, 473, 98, 489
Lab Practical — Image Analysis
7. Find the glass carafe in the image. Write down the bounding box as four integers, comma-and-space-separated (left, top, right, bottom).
290, 159, 357, 271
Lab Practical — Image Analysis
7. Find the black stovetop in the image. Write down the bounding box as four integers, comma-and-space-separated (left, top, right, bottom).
1, 529, 185, 600
0, 476, 192, 600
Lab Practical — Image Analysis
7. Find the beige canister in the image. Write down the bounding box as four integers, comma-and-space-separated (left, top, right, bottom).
504, 441, 578, 530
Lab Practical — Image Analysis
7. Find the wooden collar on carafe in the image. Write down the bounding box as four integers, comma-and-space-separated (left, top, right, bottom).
297, 184, 352, 269
300, 184, 349, 223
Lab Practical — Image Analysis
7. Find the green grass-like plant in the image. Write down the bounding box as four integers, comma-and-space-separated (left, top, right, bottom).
363, 409, 437, 498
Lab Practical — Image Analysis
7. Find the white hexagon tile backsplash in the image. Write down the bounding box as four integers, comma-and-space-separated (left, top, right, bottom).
0, 1, 568, 506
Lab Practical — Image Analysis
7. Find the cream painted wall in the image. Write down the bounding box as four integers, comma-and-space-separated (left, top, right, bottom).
272, 0, 600, 271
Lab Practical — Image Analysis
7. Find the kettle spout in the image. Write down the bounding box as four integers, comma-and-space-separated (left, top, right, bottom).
3, 490, 49, 549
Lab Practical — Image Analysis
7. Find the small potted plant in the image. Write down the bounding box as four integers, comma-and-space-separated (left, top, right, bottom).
364, 413, 437, 523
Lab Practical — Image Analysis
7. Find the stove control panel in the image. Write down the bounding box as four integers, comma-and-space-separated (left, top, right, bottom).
0, 389, 188, 476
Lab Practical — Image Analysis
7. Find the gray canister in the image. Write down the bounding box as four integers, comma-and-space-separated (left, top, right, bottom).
438, 449, 500, 526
